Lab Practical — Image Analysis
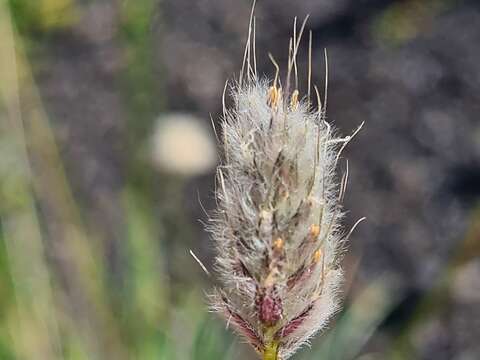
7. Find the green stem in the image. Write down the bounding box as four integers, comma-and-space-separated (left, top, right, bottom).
263, 341, 279, 360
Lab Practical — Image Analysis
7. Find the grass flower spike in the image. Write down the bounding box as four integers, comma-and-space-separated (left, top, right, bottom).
208, 3, 364, 359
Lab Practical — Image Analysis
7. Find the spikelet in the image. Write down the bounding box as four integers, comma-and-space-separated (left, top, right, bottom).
207, 3, 364, 359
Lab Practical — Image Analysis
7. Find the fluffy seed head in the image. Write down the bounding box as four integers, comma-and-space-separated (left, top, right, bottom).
207, 6, 363, 360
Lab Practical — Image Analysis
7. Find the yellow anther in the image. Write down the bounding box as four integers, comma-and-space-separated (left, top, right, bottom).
273, 237, 284, 250
290, 89, 299, 110
310, 224, 320, 238
267, 86, 278, 108
313, 249, 322, 263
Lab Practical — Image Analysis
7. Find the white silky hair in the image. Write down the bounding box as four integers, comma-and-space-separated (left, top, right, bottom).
206, 3, 364, 359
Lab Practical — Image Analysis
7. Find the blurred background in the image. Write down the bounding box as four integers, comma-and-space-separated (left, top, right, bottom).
1, 0, 479, 359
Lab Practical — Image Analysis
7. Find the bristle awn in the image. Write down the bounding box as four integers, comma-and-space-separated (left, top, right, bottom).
323, 48, 329, 117
253, 16, 257, 78
189, 250, 211, 277
240, 0, 257, 86
307, 30, 313, 109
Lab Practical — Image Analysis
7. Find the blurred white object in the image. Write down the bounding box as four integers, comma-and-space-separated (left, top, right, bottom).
152, 113, 217, 176
452, 259, 480, 303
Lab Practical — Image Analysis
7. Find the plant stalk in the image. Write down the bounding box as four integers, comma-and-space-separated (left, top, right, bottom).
263, 341, 279, 360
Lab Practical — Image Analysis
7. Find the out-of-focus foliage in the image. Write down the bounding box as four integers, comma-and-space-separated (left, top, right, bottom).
8, 0, 78, 32
372, 0, 455, 44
